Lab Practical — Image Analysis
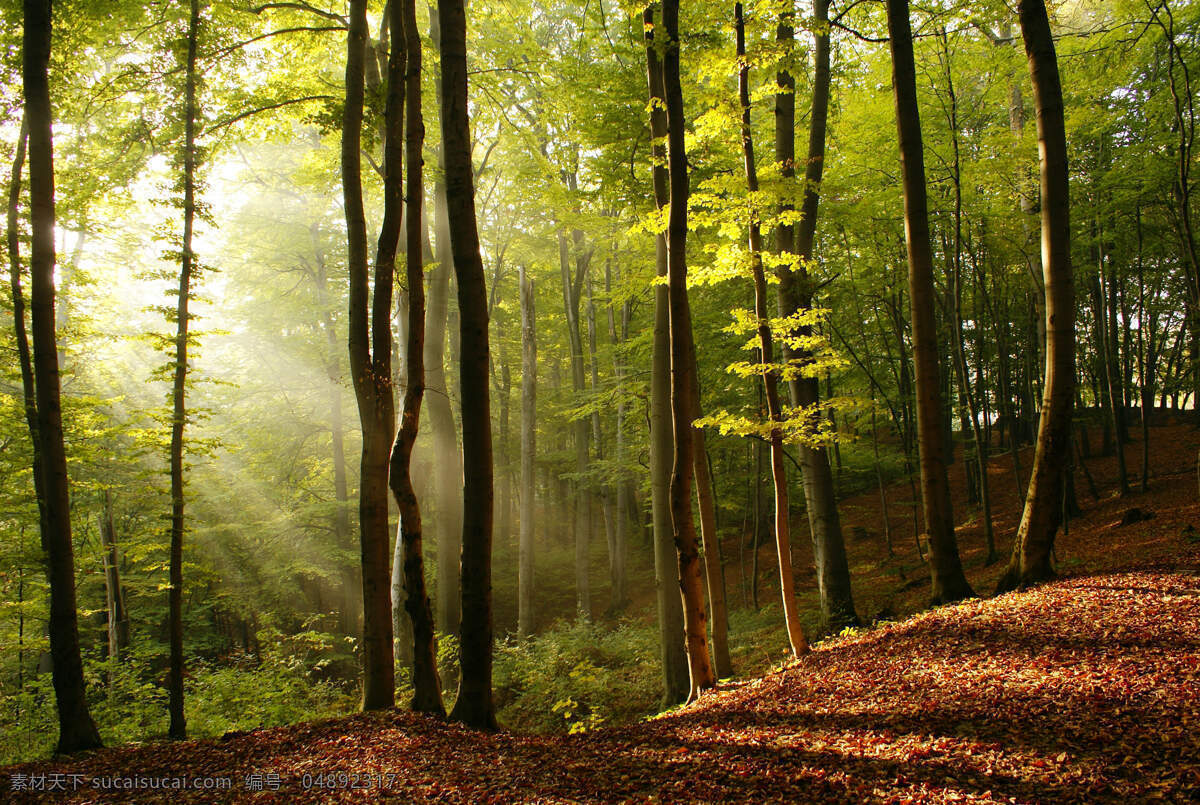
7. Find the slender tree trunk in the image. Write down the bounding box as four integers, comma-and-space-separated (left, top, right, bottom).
644, 4, 689, 707
996, 0, 1075, 593
737, 3, 807, 659
1137, 208, 1151, 492
688, 385, 730, 675
429, 186, 463, 636
1094, 226, 1129, 494
870, 403, 894, 556
314, 244, 360, 637
427, 6, 463, 637
752, 432, 763, 611
344, 0, 399, 711
560, 231, 592, 618
775, 0, 858, 632
166, 0, 202, 741
886, 0, 974, 604
661, 0, 716, 701
585, 274, 618, 614
606, 261, 630, 614
8, 118, 48, 547
23, 0, 102, 754
518, 265, 537, 639
99, 491, 130, 667
938, 36, 996, 564
440, 0, 497, 730
386, 0, 443, 715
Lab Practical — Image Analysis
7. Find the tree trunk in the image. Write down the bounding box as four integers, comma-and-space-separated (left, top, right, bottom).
886, 0, 975, 605
560, 231, 592, 618
996, 0, 1075, 593
165, 0, 202, 741
343, 0, 398, 711
22, 0, 103, 754
1094, 226, 1128, 494
427, 6, 463, 638
8, 117, 51, 568
587, 274, 621, 615
644, 3, 690, 708
662, 0, 716, 702
1136, 208, 1151, 492
775, 0, 858, 633
439, 0, 497, 730
313, 236, 360, 638
606, 261, 630, 614
870, 403, 894, 556
737, 2, 808, 659
518, 265, 537, 639
99, 491, 130, 666
938, 33, 996, 564
387, 0, 443, 715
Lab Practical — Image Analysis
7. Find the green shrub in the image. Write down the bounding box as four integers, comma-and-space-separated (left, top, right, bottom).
493, 618, 660, 734
0, 641, 354, 765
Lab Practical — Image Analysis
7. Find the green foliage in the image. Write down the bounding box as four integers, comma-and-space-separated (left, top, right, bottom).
493, 619, 660, 734
0, 644, 354, 765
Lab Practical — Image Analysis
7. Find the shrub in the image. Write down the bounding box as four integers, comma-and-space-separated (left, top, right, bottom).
493, 618, 660, 734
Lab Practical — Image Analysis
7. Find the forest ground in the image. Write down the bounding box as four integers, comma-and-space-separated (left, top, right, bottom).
4, 419, 1200, 803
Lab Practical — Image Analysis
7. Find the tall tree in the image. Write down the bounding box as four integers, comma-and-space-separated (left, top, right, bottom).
388, 0, 443, 715
22, 0, 103, 754
643, 3, 690, 707
343, 0, 400, 711
166, 0, 202, 741
737, 1, 808, 659
439, 0, 498, 730
662, 0, 716, 701
518, 264, 536, 639
7, 120, 45, 552
775, 0, 858, 632
996, 0, 1075, 592
885, 0, 975, 604
560, 229, 593, 617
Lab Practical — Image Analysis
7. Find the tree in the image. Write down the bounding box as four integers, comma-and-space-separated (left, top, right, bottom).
388, 0, 443, 715
98, 490, 130, 665
996, 0, 1074, 593
885, 0, 975, 605
166, 0, 202, 741
736, 1, 807, 659
643, 2, 690, 707
342, 0, 399, 711
22, 0, 103, 754
662, 0, 716, 701
518, 263, 536, 640
439, 0, 498, 731
775, 0, 859, 633
427, 7, 464, 638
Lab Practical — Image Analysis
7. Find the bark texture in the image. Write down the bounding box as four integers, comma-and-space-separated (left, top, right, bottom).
166, 0, 202, 741
996, 0, 1075, 593
774, 0, 858, 633
23, 0, 103, 754
388, 0, 443, 715
662, 0, 716, 701
439, 0, 498, 730
343, 0, 398, 711
737, 2, 808, 659
886, 0, 975, 605
643, 3, 690, 707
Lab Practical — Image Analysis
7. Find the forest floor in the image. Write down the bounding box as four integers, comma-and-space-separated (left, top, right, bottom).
5, 420, 1200, 803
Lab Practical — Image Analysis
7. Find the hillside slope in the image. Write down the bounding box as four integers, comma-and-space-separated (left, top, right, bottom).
5, 552, 1199, 803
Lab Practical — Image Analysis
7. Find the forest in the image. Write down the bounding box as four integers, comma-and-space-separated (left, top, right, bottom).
2, 0, 1200, 801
